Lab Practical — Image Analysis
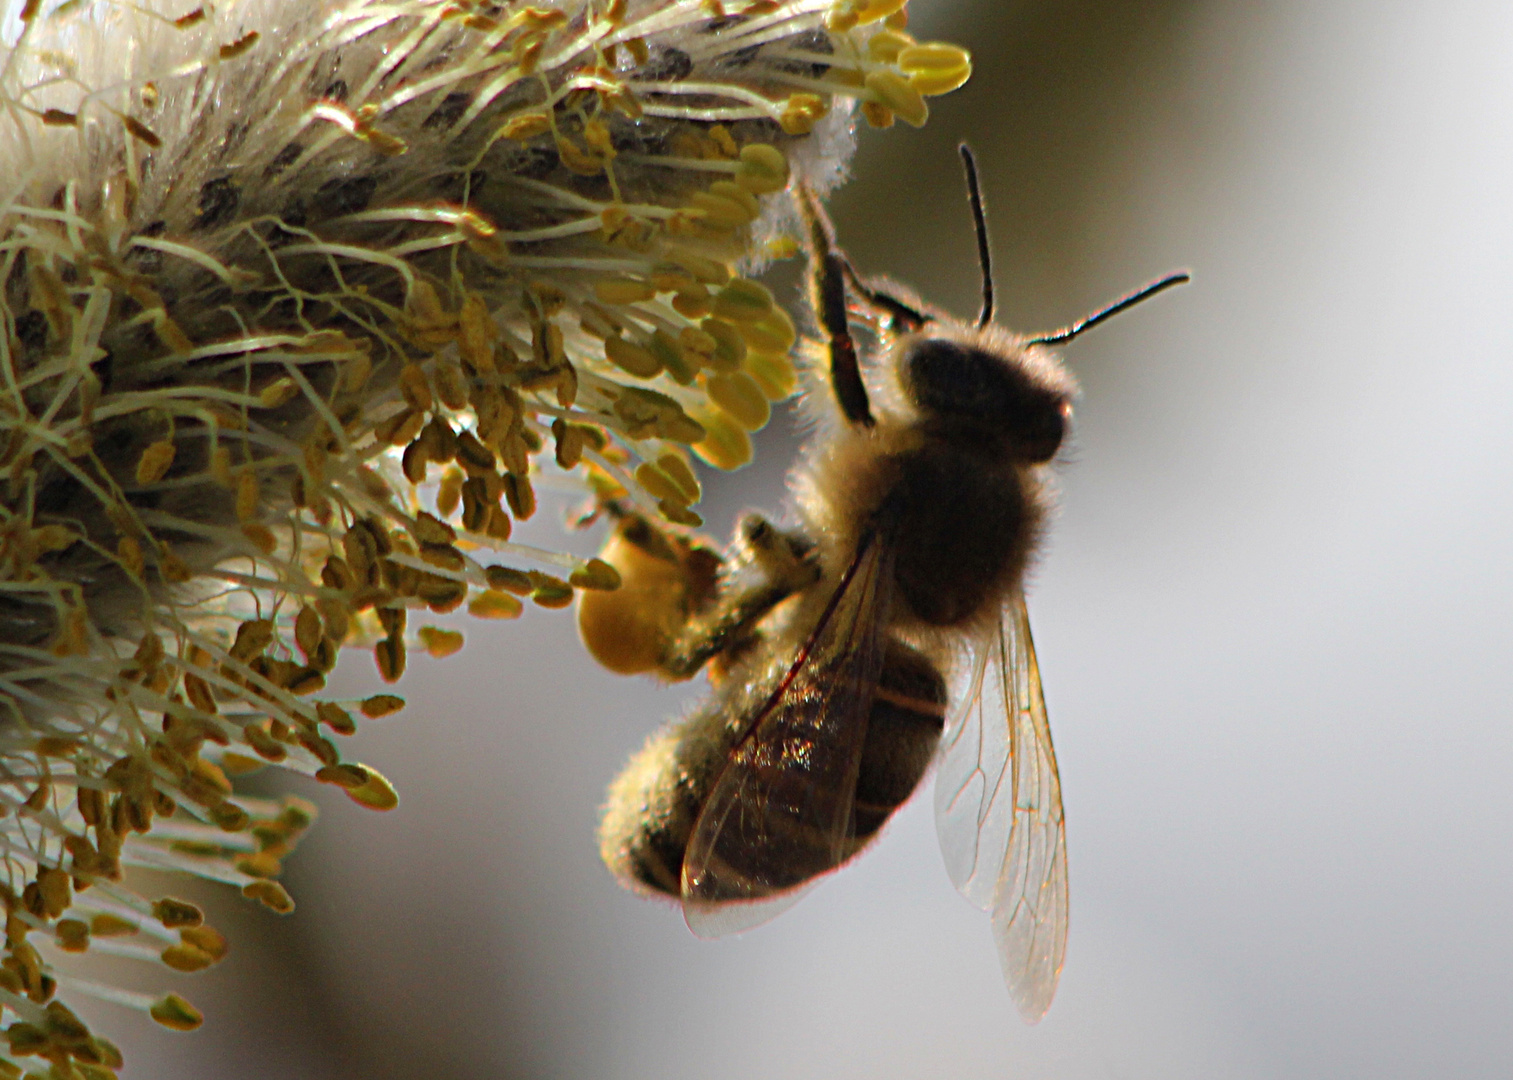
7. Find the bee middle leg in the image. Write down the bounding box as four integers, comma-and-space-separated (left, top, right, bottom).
659, 514, 821, 679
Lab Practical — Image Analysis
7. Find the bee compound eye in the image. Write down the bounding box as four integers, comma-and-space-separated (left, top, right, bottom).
1019, 400, 1068, 463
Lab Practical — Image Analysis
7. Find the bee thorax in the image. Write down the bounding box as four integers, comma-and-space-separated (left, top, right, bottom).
889, 445, 1041, 628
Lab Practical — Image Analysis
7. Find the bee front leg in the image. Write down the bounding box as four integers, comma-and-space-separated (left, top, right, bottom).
798, 187, 876, 429
659, 514, 821, 679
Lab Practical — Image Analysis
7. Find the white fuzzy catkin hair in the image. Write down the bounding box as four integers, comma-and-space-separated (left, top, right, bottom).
0, 0, 968, 1067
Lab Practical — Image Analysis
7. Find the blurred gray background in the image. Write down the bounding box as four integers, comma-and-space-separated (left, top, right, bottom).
97, 0, 1513, 1076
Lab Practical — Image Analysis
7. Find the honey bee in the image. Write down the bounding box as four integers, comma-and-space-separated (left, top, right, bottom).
596, 145, 1187, 1022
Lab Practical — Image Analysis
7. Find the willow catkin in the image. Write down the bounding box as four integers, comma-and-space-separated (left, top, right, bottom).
0, 0, 967, 1069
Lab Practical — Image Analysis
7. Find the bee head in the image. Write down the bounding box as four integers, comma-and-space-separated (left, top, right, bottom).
900, 332, 1073, 463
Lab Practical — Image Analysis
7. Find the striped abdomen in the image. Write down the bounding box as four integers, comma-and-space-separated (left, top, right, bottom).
599, 639, 947, 900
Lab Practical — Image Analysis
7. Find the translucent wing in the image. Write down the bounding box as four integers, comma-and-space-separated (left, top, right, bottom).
682, 531, 894, 938
934, 594, 1068, 1023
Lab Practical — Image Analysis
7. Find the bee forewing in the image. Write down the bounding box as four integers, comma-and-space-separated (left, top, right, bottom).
681, 534, 895, 937
682, 877, 814, 938
989, 597, 1068, 1024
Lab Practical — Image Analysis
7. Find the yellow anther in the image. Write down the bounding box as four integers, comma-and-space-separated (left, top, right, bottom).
648, 329, 695, 384
236, 849, 282, 878
740, 306, 796, 354
468, 589, 525, 619
316, 764, 369, 790
33, 736, 79, 757
500, 111, 551, 140
243, 879, 296, 914
735, 143, 790, 194
221, 752, 265, 775
709, 124, 738, 157
711, 278, 775, 322
666, 248, 732, 285
358, 694, 404, 719
864, 69, 928, 127
854, 0, 907, 23
605, 335, 662, 378
825, 6, 858, 32
656, 453, 701, 504
31, 524, 74, 554
153, 897, 204, 928
399, 363, 433, 411
375, 636, 406, 682
862, 101, 895, 129
181, 925, 229, 961
700, 317, 747, 372
235, 469, 259, 522
688, 190, 753, 229
659, 500, 703, 527
778, 92, 828, 135
692, 405, 750, 468
161, 943, 216, 972
89, 914, 138, 937
503, 472, 536, 520
241, 522, 277, 554
54, 919, 88, 953
678, 326, 719, 368
258, 376, 298, 408
672, 285, 713, 319
230, 618, 275, 661
557, 134, 606, 175
417, 626, 464, 658
707, 371, 772, 431
897, 42, 973, 95
657, 409, 707, 445
36, 867, 70, 917
868, 28, 915, 63
313, 704, 355, 738
459, 293, 496, 373
485, 565, 534, 594
437, 467, 465, 517
709, 180, 761, 221
531, 582, 576, 609
135, 440, 176, 485
826, 67, 866, 90
570, 558, 622, 591
635, 462, 691, 507
150, 993, 203, 1031
594, 277, 657, 305
745, 350, 799, 400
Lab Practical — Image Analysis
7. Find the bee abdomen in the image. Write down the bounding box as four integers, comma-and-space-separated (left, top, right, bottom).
598, 701, 742, 900
600, 642, 946, 901
852, 642, 947, 840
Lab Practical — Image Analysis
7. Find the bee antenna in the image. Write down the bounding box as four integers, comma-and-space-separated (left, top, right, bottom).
959, 143, 994, 329
1026, 271, 1192, 346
